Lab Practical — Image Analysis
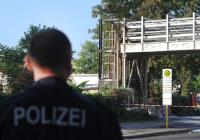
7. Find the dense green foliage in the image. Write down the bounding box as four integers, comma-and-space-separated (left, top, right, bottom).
73, 41, 98, 74
0, 25, 48, 93
150, 55, 200, 96
189, 74, 200, 93
92, 0, 200, 19
67, 80, 88, 93
172, 94, 200, 116
0, 44, 32, 93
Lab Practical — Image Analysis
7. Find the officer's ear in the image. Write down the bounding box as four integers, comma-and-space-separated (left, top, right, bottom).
23, 54, 33, 72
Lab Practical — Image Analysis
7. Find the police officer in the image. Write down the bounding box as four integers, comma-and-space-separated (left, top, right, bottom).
0, 29, 122, 140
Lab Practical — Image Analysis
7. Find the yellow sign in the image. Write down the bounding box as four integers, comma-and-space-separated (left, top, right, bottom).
163, 69, 172, 78
164, 70, 171, 77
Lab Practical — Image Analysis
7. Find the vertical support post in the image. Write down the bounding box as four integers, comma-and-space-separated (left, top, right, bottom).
193, 12, 196, 49
122, 18, 126, 88
166, 105, 169, 128
123, 18, 126, 49
166, 14, 169, 51
141, 16, 144, 52
116, 19, 120, 89
112, 23, 116, 87
99, 19, 103, 80
122, 54, 126, 88
136, 61, 145, 100
128, 60, 135, 88
144, 57, 148, 105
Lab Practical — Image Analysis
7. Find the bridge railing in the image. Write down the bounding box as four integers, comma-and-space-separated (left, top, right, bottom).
123, 13, 200, 43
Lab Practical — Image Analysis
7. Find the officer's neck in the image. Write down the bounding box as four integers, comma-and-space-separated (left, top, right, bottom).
33, 68, 56, 81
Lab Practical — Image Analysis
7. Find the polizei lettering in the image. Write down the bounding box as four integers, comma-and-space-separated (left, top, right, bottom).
14, 106, 86, 127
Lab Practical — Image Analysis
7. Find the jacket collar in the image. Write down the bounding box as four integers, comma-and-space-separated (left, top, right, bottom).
32, 76, 68, 88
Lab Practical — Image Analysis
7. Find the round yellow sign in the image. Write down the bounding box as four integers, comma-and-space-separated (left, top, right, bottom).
164, 70, 171, 77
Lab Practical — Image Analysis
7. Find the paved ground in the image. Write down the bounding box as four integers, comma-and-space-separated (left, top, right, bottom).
126, 133, 200, 140
121, 116, 200, 139
122, 128, 190, 139
121, 116, 200, 129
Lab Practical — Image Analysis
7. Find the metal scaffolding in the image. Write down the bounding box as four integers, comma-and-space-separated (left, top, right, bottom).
99, 19, 121, 89
99, 12, 200, 103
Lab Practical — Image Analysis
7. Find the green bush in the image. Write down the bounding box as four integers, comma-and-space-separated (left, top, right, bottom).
171, 94, 200, 116
86, 93, 112, 108
86, 93, 156, 122
110, 88, 134, 116
99, 84, 114, 95
67, 80, 88, 93
86, 88, 156, 122
149, 79, 162, 104
172, 94, 190, 106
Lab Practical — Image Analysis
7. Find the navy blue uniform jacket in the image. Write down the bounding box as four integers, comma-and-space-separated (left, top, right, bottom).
0, 77, 122, 140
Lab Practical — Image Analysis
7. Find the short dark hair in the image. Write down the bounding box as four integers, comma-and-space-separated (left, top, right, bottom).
29, 28, 72, 77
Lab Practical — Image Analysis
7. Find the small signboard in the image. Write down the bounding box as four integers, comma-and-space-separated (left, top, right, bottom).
162, 69, 172, 105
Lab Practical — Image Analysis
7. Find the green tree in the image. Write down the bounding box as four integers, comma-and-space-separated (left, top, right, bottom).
73, 41, 98, 74
18, 25, 48, 51
0, 44, 29, 93
92, 0, 200, 19
0, 25, 49, 93
150, 55, 200, 96
190, 74, 200, 93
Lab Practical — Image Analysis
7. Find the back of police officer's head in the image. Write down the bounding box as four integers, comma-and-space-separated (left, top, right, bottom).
25, 28, 72, 80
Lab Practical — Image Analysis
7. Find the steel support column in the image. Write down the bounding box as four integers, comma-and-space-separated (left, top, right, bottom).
193, 12, 196, 49
98, 19, 103, 80
122, 53, 126, 88
122, 18, 126, 88
116, 20, 120, 89
144, 57, 149, 104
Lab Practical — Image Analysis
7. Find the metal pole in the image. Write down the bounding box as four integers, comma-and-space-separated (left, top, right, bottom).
98, 19, 103, 80
136, 61, 144, 98
166, 105, 169, 128
166, 14, 169, 50
144, 57, 148, 104
128, 60, 135, 88
141, 16, 144, 52
116, 19, 119, 89
123, 18, 126, 49
122, 18, 126, 88
193, 12, 196, 49
111, 24, 116, 86
122, 54, 126, 88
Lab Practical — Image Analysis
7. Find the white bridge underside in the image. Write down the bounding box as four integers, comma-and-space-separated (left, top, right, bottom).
119, 13, 200, 54
122, 41, 200, 54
